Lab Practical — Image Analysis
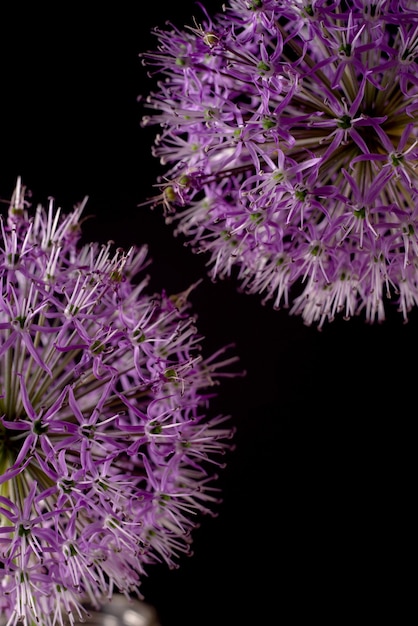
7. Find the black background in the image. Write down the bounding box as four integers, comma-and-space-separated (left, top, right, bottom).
0, 2, 414, 624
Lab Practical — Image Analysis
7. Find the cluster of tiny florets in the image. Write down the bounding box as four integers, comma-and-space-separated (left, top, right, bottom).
141, 0, 418, 327
0, 178, 237, 626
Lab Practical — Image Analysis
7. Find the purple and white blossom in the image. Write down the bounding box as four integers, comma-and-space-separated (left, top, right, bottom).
0, 178, 238, 626
141, 0, 418, 327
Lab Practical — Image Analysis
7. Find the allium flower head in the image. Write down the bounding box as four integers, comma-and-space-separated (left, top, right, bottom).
141, 0, 418, 327
0, 178, 238, 626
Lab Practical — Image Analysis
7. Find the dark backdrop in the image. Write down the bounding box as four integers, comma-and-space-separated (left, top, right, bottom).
0, 2, 413, 624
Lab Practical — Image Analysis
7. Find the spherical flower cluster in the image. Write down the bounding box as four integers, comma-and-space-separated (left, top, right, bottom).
141, 0, 418, 327
0, 178, 237, 626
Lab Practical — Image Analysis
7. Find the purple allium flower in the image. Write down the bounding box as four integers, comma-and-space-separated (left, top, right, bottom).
141, 0, 418, 327
0, 178, 238, 626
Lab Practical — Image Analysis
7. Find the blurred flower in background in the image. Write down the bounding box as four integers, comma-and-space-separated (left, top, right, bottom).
141, 0, 418, 328
0, 178, 238, 626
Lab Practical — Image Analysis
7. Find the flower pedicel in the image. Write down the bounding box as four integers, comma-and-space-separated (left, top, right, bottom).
0, 178, 238, 626
141, 0, 418, 327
